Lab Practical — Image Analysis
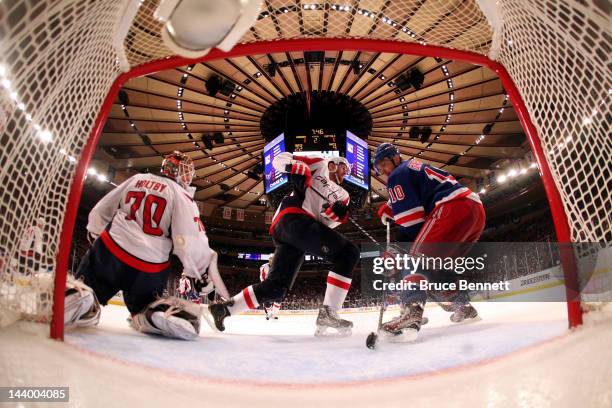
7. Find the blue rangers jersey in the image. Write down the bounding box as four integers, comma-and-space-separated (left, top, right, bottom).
386, 159, 481, 240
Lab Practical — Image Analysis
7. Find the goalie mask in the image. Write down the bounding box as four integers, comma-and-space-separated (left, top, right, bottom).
161, 151, 195, 189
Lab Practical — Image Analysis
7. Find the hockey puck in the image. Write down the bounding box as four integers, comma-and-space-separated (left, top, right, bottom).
366, 331, 378, 350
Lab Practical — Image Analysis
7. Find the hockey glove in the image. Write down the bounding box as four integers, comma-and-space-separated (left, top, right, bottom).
87, 232, 99, 245
377, 202, 394, 225
285, 162, 311, 196
323, 201, 349, 223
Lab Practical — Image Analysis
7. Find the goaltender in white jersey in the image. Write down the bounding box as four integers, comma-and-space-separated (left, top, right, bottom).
66, 151, 219, 340
87, 172, 211, 278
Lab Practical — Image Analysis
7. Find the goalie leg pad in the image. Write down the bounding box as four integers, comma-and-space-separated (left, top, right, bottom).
130, 297, 201, 340
64, 276, 101, 328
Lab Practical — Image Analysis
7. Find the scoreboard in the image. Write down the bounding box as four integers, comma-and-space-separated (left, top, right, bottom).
293, 129, 338, 152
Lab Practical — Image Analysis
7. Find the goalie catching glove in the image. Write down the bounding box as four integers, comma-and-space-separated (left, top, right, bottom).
130, 297, 201, 340
323, 201, 349, 223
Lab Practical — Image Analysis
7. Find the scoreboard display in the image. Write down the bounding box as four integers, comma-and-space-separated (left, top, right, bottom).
344, 130, 369, 190
263, 133, 288, 193
293, 129, 338, 152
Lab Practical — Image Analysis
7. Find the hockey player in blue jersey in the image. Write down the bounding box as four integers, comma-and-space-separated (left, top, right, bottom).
373, 143, 485, 340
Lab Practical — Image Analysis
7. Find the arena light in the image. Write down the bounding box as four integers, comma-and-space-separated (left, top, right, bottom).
38, 130, 53, 143
507, 169, 517, 178
479, 188, 486, 194
497, 174, 507, 183
87, 168, 97, 176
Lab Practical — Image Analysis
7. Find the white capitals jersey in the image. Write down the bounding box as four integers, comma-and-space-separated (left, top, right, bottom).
272, 152, 350, 229
87, 173, 212, 279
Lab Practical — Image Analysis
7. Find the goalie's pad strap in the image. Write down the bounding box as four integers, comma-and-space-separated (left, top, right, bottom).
64, 276, 101, 328
131, 297, 201, 339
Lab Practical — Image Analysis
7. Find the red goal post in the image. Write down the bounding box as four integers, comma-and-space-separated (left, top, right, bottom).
49, 38, 582, 339
1, 1, 608, 340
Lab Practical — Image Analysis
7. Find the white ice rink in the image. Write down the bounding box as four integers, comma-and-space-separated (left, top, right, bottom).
1, 302, 611, 407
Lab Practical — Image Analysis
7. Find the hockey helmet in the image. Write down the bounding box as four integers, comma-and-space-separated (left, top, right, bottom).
161, 151, 195, 188
373, 143, 400, 175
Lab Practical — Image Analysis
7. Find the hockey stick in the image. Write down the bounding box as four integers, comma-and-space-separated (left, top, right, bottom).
366, 222, 391, 350
308, 186, 384, 248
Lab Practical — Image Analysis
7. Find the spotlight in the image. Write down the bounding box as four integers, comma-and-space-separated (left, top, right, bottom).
213, 132, 224, 144
409, 69, 424, 90
201, 134, 214, 149
206, 75, 222, 96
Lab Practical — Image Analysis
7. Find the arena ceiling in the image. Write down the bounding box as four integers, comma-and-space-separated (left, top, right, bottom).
96, 50, 527, 208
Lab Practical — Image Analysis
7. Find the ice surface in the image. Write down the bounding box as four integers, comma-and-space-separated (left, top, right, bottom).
1, 302, 611, 407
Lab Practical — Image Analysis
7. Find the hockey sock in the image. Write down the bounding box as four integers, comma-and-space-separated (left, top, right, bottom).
271, 302, 281, 316
323, 271, 352, 311
228, 285, 259, 315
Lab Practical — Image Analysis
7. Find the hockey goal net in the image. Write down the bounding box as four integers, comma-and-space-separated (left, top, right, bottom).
0, 0, 609, 336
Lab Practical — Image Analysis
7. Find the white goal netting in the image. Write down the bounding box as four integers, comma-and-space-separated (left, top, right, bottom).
0, 0, 609, 327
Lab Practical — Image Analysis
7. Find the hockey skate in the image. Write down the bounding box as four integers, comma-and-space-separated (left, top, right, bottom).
449, 303, 479, 323
379, 303, 424, 343
203, 300, 233, 332
315, 305, 353, 337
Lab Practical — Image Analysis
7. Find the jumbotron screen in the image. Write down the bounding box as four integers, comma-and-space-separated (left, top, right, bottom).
344, 130, 369, 190
263, 133, 288, 193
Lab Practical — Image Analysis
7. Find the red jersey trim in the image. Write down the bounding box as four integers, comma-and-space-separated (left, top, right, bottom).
100, 230, 170, 273
292, 155, 324, 165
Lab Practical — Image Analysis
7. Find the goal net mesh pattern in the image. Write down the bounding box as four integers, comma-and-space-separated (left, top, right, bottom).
0, 0, 609, 324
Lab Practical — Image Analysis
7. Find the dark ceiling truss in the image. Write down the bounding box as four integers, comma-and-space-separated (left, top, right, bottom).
370, 131, 524, 147
113, 140, 264, 171
373, 117, 517, 129
115, 98, 260, 122
326, 50, 343, 91
110, 116, 260, 129
363, 64, 480, 110
285, 52, 304, 93
120, 86, 261, 119
373, 105, 514, 125
368, 135, 512, 160
199, 63, 276, 106
225, 181, 265, 207
345, 53, 389, 96
145, 73, 267, 113
334, 51, 362, 93
196, 159, 261, 192
248, 55, 292, 96
350, 53, 402, 99
98, 135, 262, 150
200, 167, 261, 194
366, 144, 485, 172
223, 58, 282, 102
370, 87, 507, 118
357, 55, 427, 103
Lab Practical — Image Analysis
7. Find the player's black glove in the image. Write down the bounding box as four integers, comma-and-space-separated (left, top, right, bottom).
323, 201, 350, 223
285, 162, 311, 197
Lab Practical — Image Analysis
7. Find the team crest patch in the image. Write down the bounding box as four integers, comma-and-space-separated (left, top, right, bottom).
408, 159, 423, 171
